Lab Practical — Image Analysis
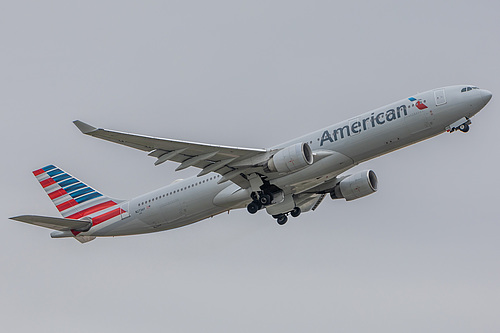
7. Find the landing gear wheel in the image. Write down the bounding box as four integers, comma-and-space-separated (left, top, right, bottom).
247, 202, 260, 214
259, 194, 272, 206
277, 214, 288, 225
459, 123, 470, 132
290, 207, 301, 218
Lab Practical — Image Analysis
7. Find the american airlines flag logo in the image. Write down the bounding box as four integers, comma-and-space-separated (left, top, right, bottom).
408, 97, 428, 110
33, 165, 125, 235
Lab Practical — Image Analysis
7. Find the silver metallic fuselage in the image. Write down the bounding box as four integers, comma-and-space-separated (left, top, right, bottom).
79, 85, 492, 237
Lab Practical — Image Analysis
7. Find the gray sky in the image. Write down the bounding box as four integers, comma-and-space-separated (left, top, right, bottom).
1, 1, 499, 332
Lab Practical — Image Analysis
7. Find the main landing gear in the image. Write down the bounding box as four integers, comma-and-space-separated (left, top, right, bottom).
246, 191, 272, 214
246, 191, 302, 226
276, 214, 288, 225
272, 207, 301, 226
246, 201, 261, 214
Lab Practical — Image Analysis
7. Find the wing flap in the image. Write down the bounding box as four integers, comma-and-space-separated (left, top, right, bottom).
9, 215, 92, 231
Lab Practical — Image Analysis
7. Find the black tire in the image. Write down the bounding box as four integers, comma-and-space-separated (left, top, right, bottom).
459, 124, 470, 132
247, 202, 259, 214
259, 194, 272, 206
290, 207, 301, 218
277, 215, 288, 225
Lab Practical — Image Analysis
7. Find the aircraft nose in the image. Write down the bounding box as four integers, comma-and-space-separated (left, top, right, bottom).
481, 89, 492, 105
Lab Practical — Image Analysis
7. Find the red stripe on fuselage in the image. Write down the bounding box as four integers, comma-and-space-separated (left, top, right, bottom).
66, 201, 117, 220
40, 178, 56, 188
48, 189, 67, 200
92, 208, 122, 226
56, 199, 79, 212
33, 169, 45, 176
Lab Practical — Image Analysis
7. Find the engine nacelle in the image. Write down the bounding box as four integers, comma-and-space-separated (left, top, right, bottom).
330, 170, 378, 201
267, 143, 313, 173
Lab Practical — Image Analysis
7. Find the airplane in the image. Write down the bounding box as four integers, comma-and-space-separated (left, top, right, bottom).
9, 85, 492, 243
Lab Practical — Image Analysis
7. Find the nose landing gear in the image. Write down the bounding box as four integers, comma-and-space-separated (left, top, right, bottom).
446, 117, 471, 133
459, 123, 470, 132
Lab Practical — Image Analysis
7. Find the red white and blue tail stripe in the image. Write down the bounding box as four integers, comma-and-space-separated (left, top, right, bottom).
32, 165, 125, 227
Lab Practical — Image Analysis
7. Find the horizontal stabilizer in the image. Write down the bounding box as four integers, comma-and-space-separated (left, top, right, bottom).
9, 215, 92, 231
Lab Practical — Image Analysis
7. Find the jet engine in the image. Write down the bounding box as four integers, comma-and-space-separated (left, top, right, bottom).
267, 142, 313, 173
330, 170, 378, 201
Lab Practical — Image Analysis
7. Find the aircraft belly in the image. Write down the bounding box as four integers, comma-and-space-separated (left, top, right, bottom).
142, 184, 231, 232
83, 215, 149, 236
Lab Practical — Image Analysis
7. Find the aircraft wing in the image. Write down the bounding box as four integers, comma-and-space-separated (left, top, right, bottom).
9, 215, 92, 231
74, 121, 270, 187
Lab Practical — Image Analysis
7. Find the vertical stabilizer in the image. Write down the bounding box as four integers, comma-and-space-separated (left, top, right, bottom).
32, 165, 126, 235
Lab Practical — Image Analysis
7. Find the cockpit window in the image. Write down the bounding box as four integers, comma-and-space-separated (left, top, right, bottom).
461, 86, 480, 93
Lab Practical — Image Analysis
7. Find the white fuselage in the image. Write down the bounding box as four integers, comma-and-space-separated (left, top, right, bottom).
80, 85, 491, 237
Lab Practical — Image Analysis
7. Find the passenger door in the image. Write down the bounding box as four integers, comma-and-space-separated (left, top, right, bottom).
434, 89, 446, 106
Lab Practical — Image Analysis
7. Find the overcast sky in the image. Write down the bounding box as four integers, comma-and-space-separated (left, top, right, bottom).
1, 1, 499, 332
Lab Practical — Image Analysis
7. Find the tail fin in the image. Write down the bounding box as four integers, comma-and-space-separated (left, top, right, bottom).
32, 165, 123, 220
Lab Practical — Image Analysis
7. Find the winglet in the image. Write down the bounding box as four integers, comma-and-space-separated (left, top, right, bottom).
73, 120, 97, 134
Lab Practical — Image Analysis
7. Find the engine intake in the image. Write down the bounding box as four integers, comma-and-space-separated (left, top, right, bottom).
267, 143, 313, 173
331, 170, 378, 201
